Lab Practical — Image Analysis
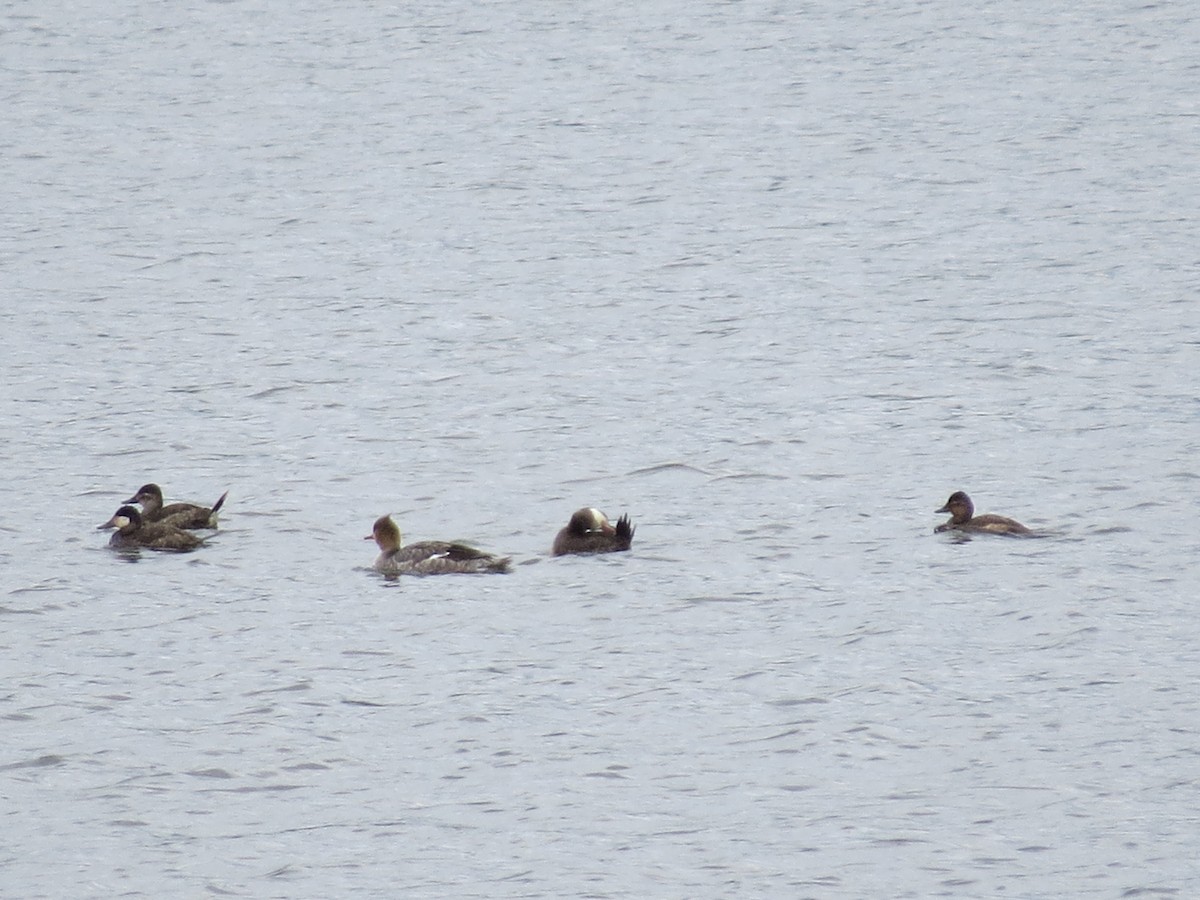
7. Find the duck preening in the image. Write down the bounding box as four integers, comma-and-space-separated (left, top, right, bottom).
552, 507, 635, 556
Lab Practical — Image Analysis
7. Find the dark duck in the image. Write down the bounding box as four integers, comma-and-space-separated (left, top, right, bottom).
125, 483, 228, 529
935, 491, 1030, 535
99, 505, 205, 551
552, 507, 635, 556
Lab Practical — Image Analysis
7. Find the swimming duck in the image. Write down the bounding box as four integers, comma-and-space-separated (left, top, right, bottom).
99, 505, 205, 551
935, 491, 1030, 535
366, 515, 511, 575
551, 507, 635, 556
125, 483, 228, 529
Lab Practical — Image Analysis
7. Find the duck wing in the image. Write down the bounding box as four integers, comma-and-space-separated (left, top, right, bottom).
380, 541, 510, 574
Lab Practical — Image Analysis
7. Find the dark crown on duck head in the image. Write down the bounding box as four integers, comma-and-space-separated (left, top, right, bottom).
100, 505, 143, 530
126, 483, 164, 503
937, 491, 974, 518
568, 507, 612, 535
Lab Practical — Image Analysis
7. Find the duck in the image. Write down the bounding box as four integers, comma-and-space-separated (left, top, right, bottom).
935, 491, 1030, 535
125, 483, 228, 529
366, 515, 511, 576
552, 507, 635, 556
99, 505, 205, 551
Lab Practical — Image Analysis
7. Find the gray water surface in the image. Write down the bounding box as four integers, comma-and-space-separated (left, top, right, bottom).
4, 1, 1199, 897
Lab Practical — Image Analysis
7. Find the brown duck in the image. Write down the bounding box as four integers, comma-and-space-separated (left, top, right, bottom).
99, 505, 205, 552
552, 507, 635, 556
125, 483, 228, 529
935, 491, 1030, 535
366, 515, 511, 575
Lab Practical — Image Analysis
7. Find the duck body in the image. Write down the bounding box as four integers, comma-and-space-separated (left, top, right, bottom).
367, 515, 510, 576
552, 507, 635, 556
100, 505, 205, 551
126, 483, 227, 529
935, 491, 1030, 535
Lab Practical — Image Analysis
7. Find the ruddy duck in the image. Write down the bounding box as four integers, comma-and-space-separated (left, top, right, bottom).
366, 515, 511, 575
935, 491, 1030, 535
99, 505, 205, 551
551, 507, 635, 556
125, 483, 228, 529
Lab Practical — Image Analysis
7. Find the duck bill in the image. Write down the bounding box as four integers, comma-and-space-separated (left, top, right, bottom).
98, 514, 125, 530
935, 504, 950, 513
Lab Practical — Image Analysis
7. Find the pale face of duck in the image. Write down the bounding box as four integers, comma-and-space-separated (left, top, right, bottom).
100, 505, 142, 533
367, 515, 403, 552
592, 508, 617, 536
568, 507, 614, 535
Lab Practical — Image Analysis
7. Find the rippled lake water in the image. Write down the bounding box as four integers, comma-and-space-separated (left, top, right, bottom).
4, 0, 1200, 896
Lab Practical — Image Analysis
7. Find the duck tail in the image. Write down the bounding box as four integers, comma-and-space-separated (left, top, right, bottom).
615, 514, 635, 549
211, 491, 229, 515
